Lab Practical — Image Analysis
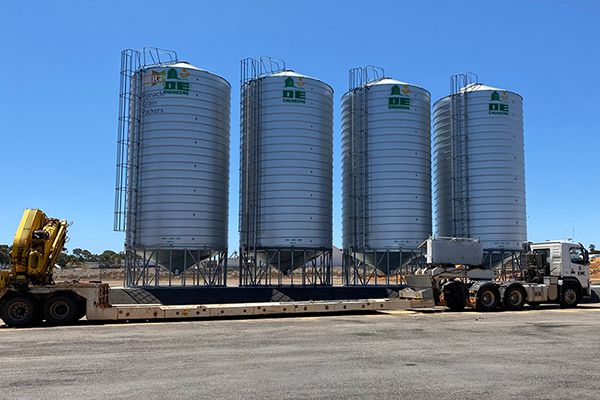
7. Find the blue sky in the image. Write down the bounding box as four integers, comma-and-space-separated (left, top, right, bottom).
1, 1, 598, 253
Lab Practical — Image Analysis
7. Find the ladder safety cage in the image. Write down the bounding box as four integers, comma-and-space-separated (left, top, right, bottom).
239, 57, 286, 285
449, 72, 478, 239
114, 49, 141, 233
347, 66, 384, 251
114, 47, 180, 234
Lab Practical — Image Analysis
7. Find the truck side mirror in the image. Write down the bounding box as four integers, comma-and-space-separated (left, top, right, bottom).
579, 243, 590, 265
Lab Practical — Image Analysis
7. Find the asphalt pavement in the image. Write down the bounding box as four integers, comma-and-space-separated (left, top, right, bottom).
1, 305, 600, 400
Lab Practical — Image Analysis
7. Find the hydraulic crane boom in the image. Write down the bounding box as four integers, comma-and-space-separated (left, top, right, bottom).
0, 209, 106, 327
1, 209, 67, 290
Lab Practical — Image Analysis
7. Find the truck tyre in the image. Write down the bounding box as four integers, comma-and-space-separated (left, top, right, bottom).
1, 295, 40, 327
76, 301, 86, 321
503, 284, 527, 311
443, 281, 466, 311
43, 294, 81, 325
476, 283, 500, 312
560, 285, 579, 308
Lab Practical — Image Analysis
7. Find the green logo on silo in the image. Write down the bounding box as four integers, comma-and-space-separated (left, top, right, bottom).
488, 91, 509, 115
163, 68, 190, 95
283, 77, 306, 104
388, 85, 410, 110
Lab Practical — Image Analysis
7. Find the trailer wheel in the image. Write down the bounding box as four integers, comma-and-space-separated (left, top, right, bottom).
1, 295, 40, 327
443, 281, 466, 311
560, 285, 579, 308
43, 294, 81, 325
503, 284, 527, 311
476, 284, 500, 312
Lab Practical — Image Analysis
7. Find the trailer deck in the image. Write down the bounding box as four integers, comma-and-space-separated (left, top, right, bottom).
96, 285, 434, 321
0, 283, 433, 325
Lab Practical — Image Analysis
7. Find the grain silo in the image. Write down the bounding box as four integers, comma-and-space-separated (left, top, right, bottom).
114, 48, 230, 286
341, 66, 431, 282
239, 57, 333, 285
432, 73, 526, 260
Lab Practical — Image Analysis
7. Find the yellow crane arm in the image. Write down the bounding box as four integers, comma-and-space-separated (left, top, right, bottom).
8, 209, 68, 286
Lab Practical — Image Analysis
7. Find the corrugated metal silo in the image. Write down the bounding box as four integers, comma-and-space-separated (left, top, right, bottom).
115, 48, 230, 285
239, 58, 333, 283
341, 67, 431, 276
432, 75, 526, 252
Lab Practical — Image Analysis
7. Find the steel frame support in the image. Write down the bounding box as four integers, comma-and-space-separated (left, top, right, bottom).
123, 247, 227, 287
342, 248, 426, 286
239, 247, 332, 286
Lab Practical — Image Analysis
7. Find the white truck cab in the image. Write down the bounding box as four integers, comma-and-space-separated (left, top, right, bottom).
529, 241, 590, 297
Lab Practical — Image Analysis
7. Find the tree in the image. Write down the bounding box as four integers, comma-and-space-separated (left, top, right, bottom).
57, 252, 72, 268
72, 248, 98, 262
72, 248, 84, 261
98, 250, 120, 266
81, 249, 95, 262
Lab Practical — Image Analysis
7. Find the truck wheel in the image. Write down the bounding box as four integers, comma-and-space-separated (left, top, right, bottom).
43, 294, 81, 325
476, 283, 500, 312
443, 281, 466, 311
560, 285, 579, 308
1, 295, 40, 327
503, 284, 527, 311
76, 301, 86, 321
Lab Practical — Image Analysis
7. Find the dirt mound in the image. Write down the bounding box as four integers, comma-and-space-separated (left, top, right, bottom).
590, 257, 600, 282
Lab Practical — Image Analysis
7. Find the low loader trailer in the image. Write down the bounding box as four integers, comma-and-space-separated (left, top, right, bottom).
1, 282, 431, 327
0, 209, 431, 327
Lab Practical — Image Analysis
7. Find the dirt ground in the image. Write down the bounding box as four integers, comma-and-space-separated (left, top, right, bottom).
54, 265, 122, 285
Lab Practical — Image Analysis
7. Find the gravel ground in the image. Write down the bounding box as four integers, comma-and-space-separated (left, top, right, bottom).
1, 305, 600, 400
